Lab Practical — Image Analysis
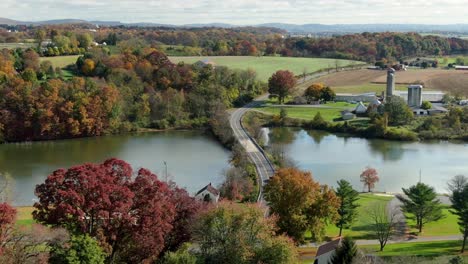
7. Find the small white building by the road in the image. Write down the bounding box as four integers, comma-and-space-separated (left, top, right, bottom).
314, 237, 342, 264
355, 101, 367, 114
195, 183, 220, 203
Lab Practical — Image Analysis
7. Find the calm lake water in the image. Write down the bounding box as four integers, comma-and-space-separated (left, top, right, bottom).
0, 131, 231, 206
265, 127, 468, 194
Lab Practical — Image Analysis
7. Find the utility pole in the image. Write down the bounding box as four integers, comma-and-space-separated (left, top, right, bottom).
419, 169, 422, 183
163, 161, 168, 182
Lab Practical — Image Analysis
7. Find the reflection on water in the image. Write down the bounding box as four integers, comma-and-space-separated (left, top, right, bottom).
266, 127, 468, 193
1, 131, 231, 205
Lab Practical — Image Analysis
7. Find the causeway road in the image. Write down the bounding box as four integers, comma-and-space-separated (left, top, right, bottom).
229, 95, 275, 203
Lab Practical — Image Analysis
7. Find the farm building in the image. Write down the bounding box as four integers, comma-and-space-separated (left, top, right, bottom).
341, 110, 355, 120
455, 65, 468, 70
354, 102, 367, 114
195, 183, 220, 203
335, 93, 377, 103
314, 237, 342, 264
394, 91, 445, 103
368, 99, 382, 113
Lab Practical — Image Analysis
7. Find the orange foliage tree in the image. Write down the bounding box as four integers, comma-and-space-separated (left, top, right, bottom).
264, 168, 339, 242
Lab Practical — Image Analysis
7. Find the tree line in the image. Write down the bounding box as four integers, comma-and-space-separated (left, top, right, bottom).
3, 25, 468, 63
0, 45, 266, 143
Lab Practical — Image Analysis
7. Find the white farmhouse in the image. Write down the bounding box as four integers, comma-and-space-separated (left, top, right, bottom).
195, 183, 220, 203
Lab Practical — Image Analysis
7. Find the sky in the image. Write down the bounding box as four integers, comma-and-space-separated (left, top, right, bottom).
3, 0, 468, 25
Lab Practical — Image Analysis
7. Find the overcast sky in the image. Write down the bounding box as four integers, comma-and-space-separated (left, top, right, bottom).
3, 0, 468, 25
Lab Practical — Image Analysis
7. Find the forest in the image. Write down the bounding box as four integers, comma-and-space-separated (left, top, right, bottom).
2, 25, 468, 62
0, 45, 266, 143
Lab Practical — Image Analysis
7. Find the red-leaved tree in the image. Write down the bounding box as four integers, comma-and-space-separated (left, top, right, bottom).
0, 203, 16, 255
33, 158, 201, 262
360, 167, 380, 192
268, 70, 296, 104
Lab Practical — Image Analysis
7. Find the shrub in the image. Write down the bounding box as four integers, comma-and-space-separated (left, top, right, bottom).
421, 101, 432, 110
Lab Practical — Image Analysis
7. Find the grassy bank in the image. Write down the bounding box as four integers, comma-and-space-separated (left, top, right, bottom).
169, 56, 364, 81
304, 193, 394, 240
406, 206, 459, 237
360, 240, 463, 257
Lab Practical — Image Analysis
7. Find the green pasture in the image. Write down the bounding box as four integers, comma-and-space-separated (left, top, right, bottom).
169, 56, 364, 81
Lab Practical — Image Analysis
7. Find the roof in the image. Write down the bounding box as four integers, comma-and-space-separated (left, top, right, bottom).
196, 59, 216, 66
370, 99, 382, 106
196, 183, 220, 196
316, 237, 342, 257
355, 102, 367, 112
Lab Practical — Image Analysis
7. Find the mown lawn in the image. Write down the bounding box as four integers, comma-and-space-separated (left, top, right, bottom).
169, 56, 364, 81
15, 206, 35, 227
39, 55, 79, 68
257, 106, 344, 122
406, 206, 459, 237
360, 240, 463, 257
313, 193, 394, 240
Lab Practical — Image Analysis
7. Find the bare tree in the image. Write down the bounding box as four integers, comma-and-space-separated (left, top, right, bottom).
368, 203, 398, 251
448, 175, 468, 193
0, 172, 13, 203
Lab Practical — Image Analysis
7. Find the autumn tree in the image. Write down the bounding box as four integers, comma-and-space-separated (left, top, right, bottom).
268, 70, 296, 104
192, 202, 297, 264
360, 167, 379, 192
335, 180, 360, 236
33, 158, 201, 263
320, 86, 336, 102
397, 182, 444, 233
264, 168, 339, 242
0, 203, 16, 254
77, 33, 93, 49
304, 83, 323, 103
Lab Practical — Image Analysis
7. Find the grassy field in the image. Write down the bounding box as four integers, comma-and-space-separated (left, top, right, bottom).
16, 206, 35, 227
360, 240, 462, 257
322, 193, 394, 240
160, 45, 202, 56
406, 207, 459, 236
256, 102, 363, 122
39, 55, 79, 68
301, 68, 468, 96
0, 42, 36, 49
169, 56, 364, 81
257, 106, 345, 122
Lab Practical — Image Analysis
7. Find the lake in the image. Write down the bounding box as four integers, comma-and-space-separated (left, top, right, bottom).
265, 127, 468, 193
0, 131, 231, 206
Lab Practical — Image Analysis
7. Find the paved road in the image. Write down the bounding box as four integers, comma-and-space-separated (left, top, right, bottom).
229, 95, 275, 203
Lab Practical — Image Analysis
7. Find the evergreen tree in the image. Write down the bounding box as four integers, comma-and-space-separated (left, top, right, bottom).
335, 180, 360, 236
328, 237, 357, 264
397, 183, 444, 233
449, 175, 468, 253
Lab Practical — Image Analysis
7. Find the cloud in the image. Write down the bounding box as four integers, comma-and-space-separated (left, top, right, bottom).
3, 0, 468, 24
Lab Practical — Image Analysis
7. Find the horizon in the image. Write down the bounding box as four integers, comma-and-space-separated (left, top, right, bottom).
3, 0, 468, 25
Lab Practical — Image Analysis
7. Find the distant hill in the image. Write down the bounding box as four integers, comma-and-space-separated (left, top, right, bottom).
1, 17, 468, 33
